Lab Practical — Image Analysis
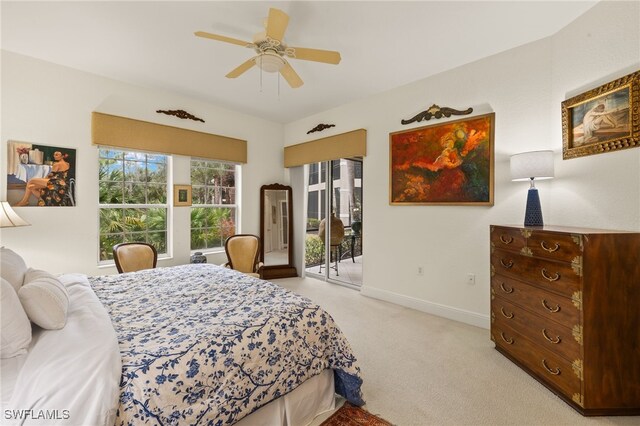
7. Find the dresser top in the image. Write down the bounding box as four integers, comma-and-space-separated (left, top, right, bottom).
492, 224, 638, 234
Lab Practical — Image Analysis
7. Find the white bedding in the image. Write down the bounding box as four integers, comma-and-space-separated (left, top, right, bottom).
1, 271, 342, 426
2, 274, 121, 426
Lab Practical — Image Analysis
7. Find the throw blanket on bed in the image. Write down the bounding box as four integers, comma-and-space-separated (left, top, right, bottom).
89, 264, 363, 425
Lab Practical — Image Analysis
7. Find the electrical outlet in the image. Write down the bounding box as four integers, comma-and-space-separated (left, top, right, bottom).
467, 273, 475, 285
417, 266, 424, 276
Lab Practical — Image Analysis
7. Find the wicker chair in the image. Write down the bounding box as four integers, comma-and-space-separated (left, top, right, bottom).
318, 213, 345, 275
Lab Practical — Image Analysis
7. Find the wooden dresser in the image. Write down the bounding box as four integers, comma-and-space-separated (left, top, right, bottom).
490, 225, 640, 416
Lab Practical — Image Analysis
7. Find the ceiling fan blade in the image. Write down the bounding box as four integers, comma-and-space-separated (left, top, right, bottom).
226, 58, 256, 78
279, 61, 304, 88
265, 8, 289, 41
194, 31, 254, 48
286, 47, 341, 64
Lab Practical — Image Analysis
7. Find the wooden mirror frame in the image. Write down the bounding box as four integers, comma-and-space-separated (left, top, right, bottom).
260, 183, 297, 279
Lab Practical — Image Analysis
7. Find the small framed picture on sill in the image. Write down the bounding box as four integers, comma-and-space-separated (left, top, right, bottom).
174, 184, 192, 207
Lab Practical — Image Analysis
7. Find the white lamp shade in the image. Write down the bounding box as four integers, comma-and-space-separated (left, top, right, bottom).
510, 150, 555, 181
0, 202, 30, 228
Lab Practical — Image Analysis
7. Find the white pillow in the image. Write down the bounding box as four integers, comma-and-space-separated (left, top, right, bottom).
18, 269, 69, 330
1, 278, 32, 358
0, 247, 28, 292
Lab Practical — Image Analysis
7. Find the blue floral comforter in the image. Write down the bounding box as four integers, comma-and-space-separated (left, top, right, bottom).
89, 264, 363, 425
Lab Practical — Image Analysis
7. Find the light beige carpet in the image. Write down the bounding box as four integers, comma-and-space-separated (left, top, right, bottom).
278, 277, 638, 426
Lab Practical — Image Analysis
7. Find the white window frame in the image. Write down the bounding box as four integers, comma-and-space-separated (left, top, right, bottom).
97, 147, 172, 265
190, 158, 240, 254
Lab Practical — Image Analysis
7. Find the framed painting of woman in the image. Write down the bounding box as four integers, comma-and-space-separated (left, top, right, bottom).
6, 141, 76, 207
562, 70, 639, 159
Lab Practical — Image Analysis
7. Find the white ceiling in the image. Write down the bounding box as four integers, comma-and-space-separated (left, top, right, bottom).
1, 1, 597, 123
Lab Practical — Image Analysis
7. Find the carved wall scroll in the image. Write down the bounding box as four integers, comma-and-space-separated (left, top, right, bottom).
307, 123, 335, 134
401, 104, 473, 125
156, 109, 205, 123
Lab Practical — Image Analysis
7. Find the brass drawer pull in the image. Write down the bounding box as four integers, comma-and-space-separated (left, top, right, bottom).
500, 332, 514, 345
500, 235, 514, 244
540, 241, 560, 253
500, 259, 514, 269
542, 329, 561, 344
499, 282, 514, 293
542, 359, 561, 375
541, 299, 561, 313
541, 268, 560, 282
500, 307, 514, 319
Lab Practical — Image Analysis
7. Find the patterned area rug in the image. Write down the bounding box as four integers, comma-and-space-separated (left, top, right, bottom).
320, 402, 393, 426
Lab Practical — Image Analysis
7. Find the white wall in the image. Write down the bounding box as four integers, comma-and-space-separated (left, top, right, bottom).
1, 51, 285, 275
284, 1, 640, 328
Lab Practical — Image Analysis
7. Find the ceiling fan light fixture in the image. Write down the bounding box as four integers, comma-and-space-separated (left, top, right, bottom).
257, 52, 285, 73
196, 7, 340, 88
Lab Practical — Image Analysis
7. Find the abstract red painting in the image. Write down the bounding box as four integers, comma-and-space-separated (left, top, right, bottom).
389, 113, 494, 205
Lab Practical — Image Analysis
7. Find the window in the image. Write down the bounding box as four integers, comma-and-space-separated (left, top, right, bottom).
98, 148, 168, 261
308, 163, 319, 185
191, 159, 238, 251
332, 159, 341, 180
354, 161, 362, 179
307, 190, 319, 230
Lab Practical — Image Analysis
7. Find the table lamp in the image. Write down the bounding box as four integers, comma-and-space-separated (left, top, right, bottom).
0, 201, 30, 228
510, 150, 554, 227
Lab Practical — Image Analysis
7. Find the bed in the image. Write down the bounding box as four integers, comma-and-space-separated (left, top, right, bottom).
1, 260, 363, 426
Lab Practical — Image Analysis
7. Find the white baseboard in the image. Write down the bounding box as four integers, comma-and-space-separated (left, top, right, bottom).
360, 286, 490, 329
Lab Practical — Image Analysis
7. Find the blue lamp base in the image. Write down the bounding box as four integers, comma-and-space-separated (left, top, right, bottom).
524, 188, 544, 227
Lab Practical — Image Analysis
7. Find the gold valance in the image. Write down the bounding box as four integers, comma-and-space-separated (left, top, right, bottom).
91, 112, 247, 163
284, 129, 366, 167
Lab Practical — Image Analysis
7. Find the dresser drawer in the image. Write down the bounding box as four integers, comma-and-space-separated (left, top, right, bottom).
492, 297, 581, 362
527, 231, 583, 264
491, 248, 581, 296
491, 275, 581, 327
492, 322, 583, 404
491, 226, 526, 253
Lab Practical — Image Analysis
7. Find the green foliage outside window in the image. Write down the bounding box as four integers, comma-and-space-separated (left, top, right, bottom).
305, 231, 362, 267
98, 149, 168, 261
190, 160, 238, 250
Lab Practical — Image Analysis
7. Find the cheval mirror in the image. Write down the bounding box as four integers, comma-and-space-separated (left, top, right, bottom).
260, 184, 297, 279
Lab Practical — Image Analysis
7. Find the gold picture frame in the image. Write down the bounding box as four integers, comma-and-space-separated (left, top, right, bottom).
389, 113, 495, 205
174, 184, 192, 207
562, 70, 639, 160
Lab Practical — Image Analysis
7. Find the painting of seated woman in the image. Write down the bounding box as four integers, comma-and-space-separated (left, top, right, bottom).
6, 141, 76, 207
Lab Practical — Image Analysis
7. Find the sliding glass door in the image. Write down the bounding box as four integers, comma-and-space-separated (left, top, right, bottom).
305, 158, 362, 287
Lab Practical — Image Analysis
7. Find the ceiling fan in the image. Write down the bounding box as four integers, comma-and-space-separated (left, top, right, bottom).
195, 8, 341, 88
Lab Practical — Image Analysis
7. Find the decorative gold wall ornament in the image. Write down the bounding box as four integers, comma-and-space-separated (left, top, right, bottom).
156, 109, 205, 123
307, 123, 336, 134
401, 104, 473, 125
